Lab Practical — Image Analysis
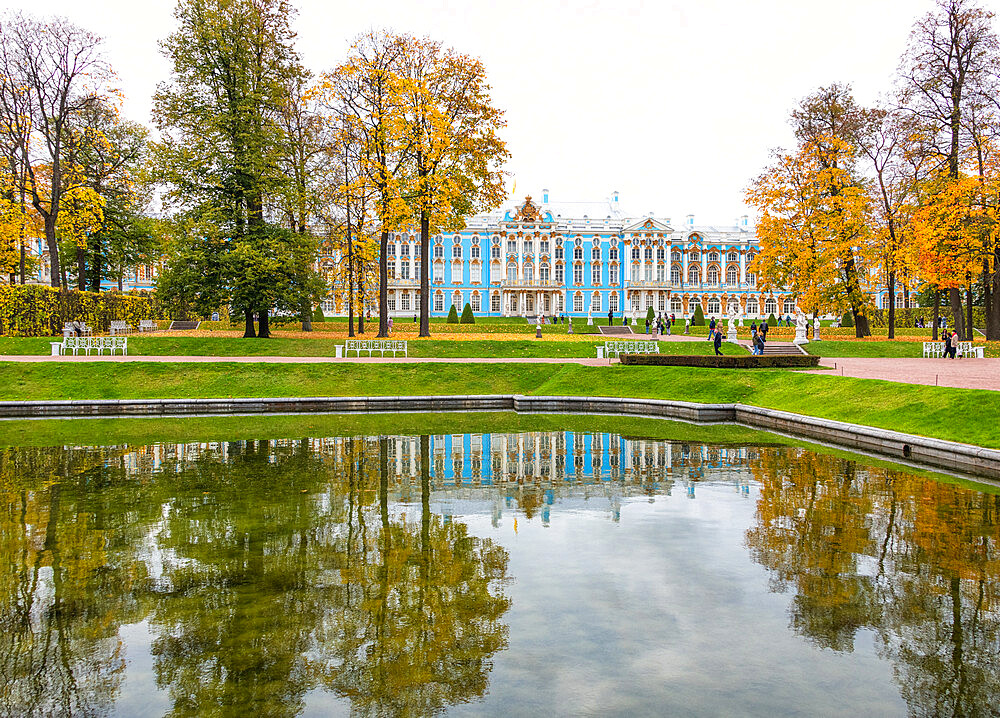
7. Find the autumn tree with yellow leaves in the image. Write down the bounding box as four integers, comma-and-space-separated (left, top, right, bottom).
747, 86, 875, 337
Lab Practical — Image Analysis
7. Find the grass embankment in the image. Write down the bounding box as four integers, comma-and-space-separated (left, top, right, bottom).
1, 362, 998, 449
0, 335, 746, 358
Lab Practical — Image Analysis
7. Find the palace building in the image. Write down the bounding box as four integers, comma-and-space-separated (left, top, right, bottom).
322, 190, 800, 320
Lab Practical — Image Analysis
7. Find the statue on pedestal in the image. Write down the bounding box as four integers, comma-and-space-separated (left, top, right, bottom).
813, 316, 821, 341
793, 310, 810, 345
536, 314, 542, 338
587, 309, 593, 326
727, 319, 738, 343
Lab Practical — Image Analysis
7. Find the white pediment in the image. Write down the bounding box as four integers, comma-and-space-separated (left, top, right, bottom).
623, 217, 673, 233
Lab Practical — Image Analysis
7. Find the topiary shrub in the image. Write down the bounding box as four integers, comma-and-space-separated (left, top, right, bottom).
646, 306, 655, 322
312, 305, 325, 323
767, 313, 777, 326
447, 305, 459, 323
460, 303, 475, 324
692, 305, 705, 326
841, 311, 854, 327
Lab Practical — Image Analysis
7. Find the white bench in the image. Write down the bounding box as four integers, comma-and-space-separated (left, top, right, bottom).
109, 320, 133, 336
923, 341, 984, 358
602, 340, 659, 358
62, 321, 93, 338
339, 339, 408, 357
139, 320, 157, 332
59, 336, 128, 356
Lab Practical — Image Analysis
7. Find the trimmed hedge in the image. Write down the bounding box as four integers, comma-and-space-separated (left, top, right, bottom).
460, 303, 475, 324
446, 305, 460, 323
692, 305, 705, 326
0, 284, 154, 337
620, 354, 820, 368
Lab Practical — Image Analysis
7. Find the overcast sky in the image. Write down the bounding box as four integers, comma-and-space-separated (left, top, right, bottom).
10, 0, 999, 224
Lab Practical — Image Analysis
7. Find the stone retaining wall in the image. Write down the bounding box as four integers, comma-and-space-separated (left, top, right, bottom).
0, 394, 996, 480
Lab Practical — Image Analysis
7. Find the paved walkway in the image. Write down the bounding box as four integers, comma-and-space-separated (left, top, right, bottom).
805, 357, 1000, 391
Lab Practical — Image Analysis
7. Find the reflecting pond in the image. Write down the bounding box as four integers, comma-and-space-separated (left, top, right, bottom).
1, 427, 999, 717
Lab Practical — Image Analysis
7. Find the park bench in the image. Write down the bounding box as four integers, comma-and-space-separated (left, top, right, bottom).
56, 336, 128, 356
601, 340, 659, 358
338, 339, 408, 358
139, 319, 158, 332
62, 321, 93, 338
922, 340, 984, 358
109, 320, 133, 336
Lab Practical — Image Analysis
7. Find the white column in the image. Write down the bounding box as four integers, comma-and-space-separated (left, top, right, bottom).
739, 246, 746, 284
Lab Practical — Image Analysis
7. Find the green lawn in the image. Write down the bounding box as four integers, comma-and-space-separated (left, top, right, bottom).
804, 341, 925, 358
1, 362, 998, 448
0, 335, 746, 358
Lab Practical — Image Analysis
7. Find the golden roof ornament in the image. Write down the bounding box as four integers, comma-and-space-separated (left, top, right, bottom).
514, 195, 543, 222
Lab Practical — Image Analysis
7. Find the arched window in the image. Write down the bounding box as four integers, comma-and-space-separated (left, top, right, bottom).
688, 250, 700, 262
524, 263, 534, 283
671, 251, 681, 263
644, 246, 653, 261
707, 267, 719, 285
573, 293, 583, 312
609, 292, 619, 312
433, 243, 443, 259
727, 266, 739, 285
574, 245, 583, 260
783, 299, 796, 314
592, 247, 601, 261
747, 273, 756, 286
709, 252, 719, 263
434, 292, 444, 311
491, 292, 501, 312
453, 290, 462, 308
765, 298, 777, 315
671, 265, 680, 284
507, 263, 517, 283
688, 266, 700, 284
727, 251, 738, 263
670, 296, 682, 313
689, 296, 701, 312
631, 263, 641, 282
540, 263, 550, 282
707, 297, 721, 314
573, 263, 583, 284
451, 261, 462, 283
591, 292, 601, 312
656, 247, 665, 261
609, 245, 619, 261
471, 292, 481, 312
632, 246, 640, 260
746, 297, 759, 314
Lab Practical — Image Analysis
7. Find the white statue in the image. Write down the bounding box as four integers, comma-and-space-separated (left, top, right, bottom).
813, 316, 821, 341
793, 310, 810, 345
587, 308, 593, 326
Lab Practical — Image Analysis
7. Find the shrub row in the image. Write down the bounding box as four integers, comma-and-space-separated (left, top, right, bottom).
620, 353, 820, 368
0, 284, 155, 337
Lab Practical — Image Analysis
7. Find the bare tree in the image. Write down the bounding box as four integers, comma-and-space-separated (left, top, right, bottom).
0, 13, 112, 287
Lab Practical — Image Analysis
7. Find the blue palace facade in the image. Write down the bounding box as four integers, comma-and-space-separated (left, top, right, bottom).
327, 191, 802, 320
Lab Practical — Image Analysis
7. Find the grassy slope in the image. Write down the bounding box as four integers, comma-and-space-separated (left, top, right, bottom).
1, 362, 998, 448
0, 335, 746, 358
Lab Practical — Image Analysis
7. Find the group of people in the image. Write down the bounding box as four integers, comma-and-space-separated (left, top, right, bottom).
748, 318, 769, 355
941, 329, 961, 358
915, 316, 948, 329
644, 313, 679, 337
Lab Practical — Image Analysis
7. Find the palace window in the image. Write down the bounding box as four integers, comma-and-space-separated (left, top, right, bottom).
434, 293, 444, 311
707, 297, 721, 314
592, 292, 601, 312
524, 264, 534, 283
671, 266, 680, 284
491, 243, 501, 259
632, 246, 640, 260
507, 240, 517, 253
657, 247, 665, 261
555, 264, 564, 283
471, 263, 481, 283
689, 296, 701, 311
401, 262, 411, 280
688, 267, 700, 284
592, 265, 601, 285
433, 263, 444, 282
573, 264, 583, 284
645, 264, 652, 281
645, 294, 654, 309
631, 294, 640, 311
471, 245, 480, 260
657, 265, 665, 282
573, 293, 583, 312
453, 291, 462, 308
609, 292, 619, 312
631, 264, 641, 282
524, 239, 533, 254
644, 246, 653, 261
765, 298, 777, 315
433, 243, 443, 259
540, 263, 550, 282
658, 293, 665, 311
609, 246, 618, 261
727, 251, 738, 263
783, 299, 796, 314
672, 251, 681, 263
507, 264, 517, 283
574, 246, 583, 260
540, 239, 550, 254
610, 263, 619, 286
747, 272, 756, 286
388, 294, 397, 311
671, 296, 682, 313
401, 243, 410, 257
388, 244, 396, 257
451, 262, 462, 283
555, 245, 564, 260
727, 266, 739, 284
592, 247, 601, 261
746, 298, 759, 314
689, 250, 700, 262
452, 245, 462, 259
709, 252, 719, 262
401, 292, 411, 311
491, 293, 501, 312
707, 268, 719, 285
472, 293, 481, 312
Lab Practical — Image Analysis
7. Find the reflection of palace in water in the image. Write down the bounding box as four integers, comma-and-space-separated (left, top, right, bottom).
109, 431, 758, 522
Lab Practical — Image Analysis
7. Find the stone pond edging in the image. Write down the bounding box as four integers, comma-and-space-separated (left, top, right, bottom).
0, 394, 996, 480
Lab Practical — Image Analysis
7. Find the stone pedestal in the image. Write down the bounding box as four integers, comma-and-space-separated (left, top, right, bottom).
587, 311, 593, 326
727, 325, 738, 343
793, 326, 809, 345
567, 320, 574, 334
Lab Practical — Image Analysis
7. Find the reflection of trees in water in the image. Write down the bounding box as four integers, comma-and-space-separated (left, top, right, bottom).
0, 446, 154, 718
746, 449, 1000, 717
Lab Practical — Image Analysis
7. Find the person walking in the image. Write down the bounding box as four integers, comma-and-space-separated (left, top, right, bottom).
645, 317, 650, 334
608, 310, 613, 326
949, 329, 959, 359
388, 316, 394, 335
750, 319, 757, 334
760, 320, 769, 342
708, 317, 716, 341
666, 316, 672, 336
713, 328, 723, 356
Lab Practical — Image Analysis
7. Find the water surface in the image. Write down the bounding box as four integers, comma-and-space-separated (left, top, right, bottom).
1, 427, 997, 717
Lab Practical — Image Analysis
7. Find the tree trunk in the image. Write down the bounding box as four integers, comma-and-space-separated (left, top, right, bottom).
44, 214, 60, 288
991, 256, 1000, 340
258, 310, 270, 338
243, 308, 256, 338
89, 239, 102, 292
933, 289, 940, 341
887, 270, 896, 340
419, 211, 430, 337
966, 282, 973, 341
76, 245, 86, 291
378, 229, 389, 338
19, 241, 25, 284
853, 308, 871, 338
984, 264, 998, 340
300, 300, 312, 332
949, 286, 965, 338
117, 271, 123, 292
